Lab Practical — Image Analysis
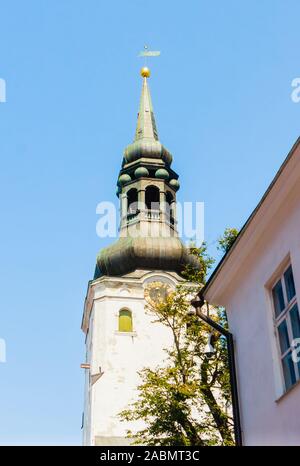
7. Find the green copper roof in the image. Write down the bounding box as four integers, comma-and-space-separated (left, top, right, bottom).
95, 236, 201, 278
93, 71, 194, 279
123, 75, 172, 165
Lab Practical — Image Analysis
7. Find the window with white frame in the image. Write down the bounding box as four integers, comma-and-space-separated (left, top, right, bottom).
271, 264, 300, 391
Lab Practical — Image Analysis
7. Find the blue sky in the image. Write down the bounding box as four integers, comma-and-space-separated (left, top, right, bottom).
0, 0, 299, 445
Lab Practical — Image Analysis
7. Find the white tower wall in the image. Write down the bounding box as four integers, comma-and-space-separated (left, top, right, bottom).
82, 270, 184, 446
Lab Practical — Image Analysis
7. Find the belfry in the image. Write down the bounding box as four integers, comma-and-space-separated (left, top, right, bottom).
81, 67, 200, 446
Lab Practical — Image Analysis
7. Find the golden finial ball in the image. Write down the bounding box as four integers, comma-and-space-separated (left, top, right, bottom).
140, 66, 151, 78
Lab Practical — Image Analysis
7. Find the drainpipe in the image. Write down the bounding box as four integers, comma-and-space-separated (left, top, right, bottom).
191, 295, 243, 446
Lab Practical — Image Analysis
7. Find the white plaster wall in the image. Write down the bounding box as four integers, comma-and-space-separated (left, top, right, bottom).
222, 187, 300, 445
83, 271, 178, 445
82, 308, 94, 445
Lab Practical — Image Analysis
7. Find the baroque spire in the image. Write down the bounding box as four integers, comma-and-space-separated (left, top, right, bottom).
134, 67, 159, 141
123, 67, 172, 167
93, 66, 200, 279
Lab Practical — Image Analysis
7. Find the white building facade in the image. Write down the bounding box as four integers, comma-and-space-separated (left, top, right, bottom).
202, 138, 300, 445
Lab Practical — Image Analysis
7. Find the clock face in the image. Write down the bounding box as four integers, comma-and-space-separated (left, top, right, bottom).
144, 281, 172, 308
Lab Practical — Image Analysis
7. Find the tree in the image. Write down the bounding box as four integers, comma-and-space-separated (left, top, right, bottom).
217, 228, 239, 254
119, 242, 235, 446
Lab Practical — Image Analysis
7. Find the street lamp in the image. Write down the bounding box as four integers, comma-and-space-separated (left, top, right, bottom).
203, 332, 216, 358
191, 295, 243, 446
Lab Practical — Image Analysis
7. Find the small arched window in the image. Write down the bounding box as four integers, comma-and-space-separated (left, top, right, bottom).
118, 309, 133, 332
145, 185, 160, 211
127, 188, 138, 214
166, 190, 174, 206
166, 190, 175, 224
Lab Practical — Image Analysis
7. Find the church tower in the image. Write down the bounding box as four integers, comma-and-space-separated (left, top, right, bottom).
81, 67, 199, 446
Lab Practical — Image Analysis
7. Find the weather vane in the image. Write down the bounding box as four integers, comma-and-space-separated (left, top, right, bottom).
138, 45, 160, 70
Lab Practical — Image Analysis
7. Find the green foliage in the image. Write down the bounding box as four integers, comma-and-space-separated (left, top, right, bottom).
182, 242, 215, 285
119, 240, 235, 446
217, 228, 239, 254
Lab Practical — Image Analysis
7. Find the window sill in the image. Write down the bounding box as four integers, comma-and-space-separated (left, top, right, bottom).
276, 377, 300, 403
114, 331, 137, 337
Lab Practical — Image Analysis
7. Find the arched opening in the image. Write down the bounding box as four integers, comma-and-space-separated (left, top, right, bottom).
145, 185, 160, 211
127, 188, 138, 215
166, 190, 175, 225
118, 309, 133, 332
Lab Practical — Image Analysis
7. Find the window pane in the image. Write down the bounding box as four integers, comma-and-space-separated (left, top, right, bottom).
278, 320, 290, 354
272, 280, 285, 317
290, 304, 300, 340
282, 352, 296, 390
118, 310, 133, 332
284, 265, 296, 302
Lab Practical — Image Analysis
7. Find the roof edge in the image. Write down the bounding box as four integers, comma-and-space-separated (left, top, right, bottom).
200, 136, 300, 300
